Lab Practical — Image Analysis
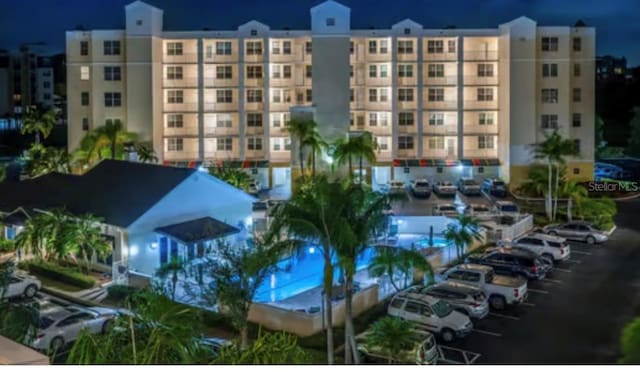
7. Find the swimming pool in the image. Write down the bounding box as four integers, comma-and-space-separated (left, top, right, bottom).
253, 237, 449, 303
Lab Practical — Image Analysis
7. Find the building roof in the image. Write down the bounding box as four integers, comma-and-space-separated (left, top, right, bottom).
1, 208, 31, 226
0, 160, 196, 227
154, 217, 240, 245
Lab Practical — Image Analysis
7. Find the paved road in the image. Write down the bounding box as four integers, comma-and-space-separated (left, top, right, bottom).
441, 199, 640, 364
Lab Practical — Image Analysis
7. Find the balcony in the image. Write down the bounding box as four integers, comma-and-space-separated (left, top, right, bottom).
203, 78, 239, 88
463, 124, 499, 135
367, 126, 392, 136
397, 148, 417, 158
204, 151, 241, 161
245, 125, 264, 135
463, 75, 498, 86
463, 148, 498, 158
203, 126, 239, 136
463, 50, 498, 61
164, 126, 199, 137
162, 53, 198, 64
398, 76, 418, 86
270, 77, 295, 88
423, 124, 458, 135
245, 101, 264, 112
162, 78, 199, 88
397, 100, 417, 111
244, 77, 265, 87
397, 125, 417, 134
163, 150, 199, 162
423, 76, 458, 86
163, 102, 199, 112
423, 51, 457, 61
422, 148, 457, 159
463, 100, 498, 110
423, 100, 458, 110
376, 149, 392, 162
270, 151, 291, 163
245, 150, 266, 160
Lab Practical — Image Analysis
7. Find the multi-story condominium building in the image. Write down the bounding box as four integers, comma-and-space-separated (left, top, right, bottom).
66, 0, 595, 191
0, 50, 55, 117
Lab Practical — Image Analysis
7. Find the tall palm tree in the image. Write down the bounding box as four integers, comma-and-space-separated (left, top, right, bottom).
284, 118, 316, 176
208, 162, 252, 192
21, 106, 56, 145
353, 132, 377, 184
559, 179, 587, 222
135, 142, 158, 164
533, 131, 561, 220
267, 175, 356, 365
551, 138, 580, 221
519, 165, 549, 197
333, 136, 359, 178
68, 214, 111, 274
27, 146, 71, 177
368, 246, 433, 292
155, 258, 186, 301
303, 130, 328, 177
443, 215, 483, 259
92, 119, 138, 160
365, 317, 418, 364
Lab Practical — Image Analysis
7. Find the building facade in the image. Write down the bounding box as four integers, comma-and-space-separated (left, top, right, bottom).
66, 0, 595, 190
0, 50, 55, 118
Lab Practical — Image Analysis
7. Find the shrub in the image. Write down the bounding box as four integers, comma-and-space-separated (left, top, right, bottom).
22, 260, 95, 289
106, 285, 137, 301
620, 317, 640, 364
0, 238, 14, 254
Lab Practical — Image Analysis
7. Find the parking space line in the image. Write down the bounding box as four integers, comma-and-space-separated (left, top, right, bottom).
571, 250, 592, 256
565, 259, 582, 264
521, 302, 536, 307
527, 288, 549, 294
552, 267, 572, 273
489, 312, 520, 321
472, 329, 502, 337
541, 278, 563, 284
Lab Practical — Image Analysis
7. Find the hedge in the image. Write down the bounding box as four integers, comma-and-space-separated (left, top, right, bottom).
106, 285, 138, 302
22, 260, 96, 289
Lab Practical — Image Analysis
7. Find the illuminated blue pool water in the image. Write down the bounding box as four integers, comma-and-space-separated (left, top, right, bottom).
253, 237, 449, 303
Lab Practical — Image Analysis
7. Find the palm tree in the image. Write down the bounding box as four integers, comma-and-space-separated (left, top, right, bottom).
208, 162, 252, 191
14, 209, 72, 260
91, 120, 138, 160
365, 317, 418, 364
69, 214, 111, 274
155, 258, 186, 301
353, 132, 377, 184
213, 330, 310, 364
303, 130, 328, 177
333, 136, 359, 178
284, 118, 316, 176
136, 142, 158, 164
519, 165, 549, 197
558, 179, 588, 222
533, 131, 561, 220
551, 139, 580, 221
21, 106, 56, 145
443, 215, 483, 259
26, 146, 71, 177
267, 175, 357, 365
368, 246, 433, 292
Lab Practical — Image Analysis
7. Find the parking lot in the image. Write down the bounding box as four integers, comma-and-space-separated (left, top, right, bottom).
434, 199, 640, 364
391, 188, 506, 216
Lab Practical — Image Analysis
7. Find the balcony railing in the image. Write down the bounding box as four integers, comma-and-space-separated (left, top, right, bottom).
423, 100, 458, 109
423, 51, 458, 61
463, 100, 498, 109
423, 124, 458, 135
202, 78, 239, 87
463, 75, 498, 85
245, 150, 266, 159
203, 126, 239, 136
423, 75, 458, 85
163, 150, 199, 161
462, 148, 498, 158
162, 78, 199, 88
463, 50, 499, 61
163, 102, 199, 112
162, 53, 199, 63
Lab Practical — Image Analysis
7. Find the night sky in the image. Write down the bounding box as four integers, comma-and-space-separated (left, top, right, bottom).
0, 0, 639, 65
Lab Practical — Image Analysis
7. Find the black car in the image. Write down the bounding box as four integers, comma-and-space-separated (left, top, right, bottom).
467, 248, 550, 280
481, 178, 507, 197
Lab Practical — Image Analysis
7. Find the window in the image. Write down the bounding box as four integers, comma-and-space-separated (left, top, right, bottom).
216, 114, 232, 128
428, 88, 444, 101
305, 42, 312, 54
368, 40, 377, 54
283, 41, 291, 54
350, 41, 354, 54
166, 66, 183, 80
247, 137, 263, 150
427, 40, 444, 53
246, 89, 262, 103
216, 89, 233, 103
283, 65, 292, 79
390, 298, 404, 309
205, 45, 213, 59
572, 113, 582, 127
104, 92, 121, 107
272, 90, 281, 103
379, 65, 388, 78
379, 89, 388, 102
404, 301, 424, 315
356, 115, 365, 127
398, 64, 413, 78
80, 66, 90, 80
428, 137, 444, 149
246, 41, 262, 55
479, 112, 494, 125
271, 40, 281, 54
250, 29, 258, 36
404, 28, 411, 35
573, 139, 580, 153
44, 93, 51, 99
104, 66, 121, 81
216, 41, 232, 55
271, 65, 281, 79
376, 136, 389, 150
380, 40, 388, 53
167, 138, 183, 152
541, 89, 558, 103
216, 65, 232, 79
427, 64, 444, 78
167, 90, 183, 103
305, 65, 312, 78
478, 135, 495, 149
477, 88, 494, 101
349, 89, 354, 102
541, 114, 558, 129
368, 89, 377, 102
216, 137, 233, 151
399, 112, 414, 126
81, 92, 89, 106
398, 40, 414, 54
247, 113, 263, 127
80, 41, 89, 56
167, 114, 184, 128
368, 65, 377, 78
574, 63, 581, 77
447, 40, 456, 53
541, 37, 558, 52
573, 168, 580, 175
369, 112, 378, 126
349, 65, 353, 78
379, 112, 389, 126
542, 63, 558, 77
104, 40, 121, 55
477, 64, 494, 77
428, 113, 443, 126
82, 118, 89, 131
166, 42, 182, 56
573, 88, 582, 102
573, 37, 582, 52
398, 136, 414, 150
398, 88, 414, 102
326, 17, 335, 26
43, 81, 51, 89
246, 65, 263, 79
306, 89, 312, 102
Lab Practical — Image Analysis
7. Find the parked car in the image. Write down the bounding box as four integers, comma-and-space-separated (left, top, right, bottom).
433, 204, 459, 217
248, 180, 262, 195
356, 328, 438, 364
465, 204, 494, 221
198, 337, 232, 356
387, 292, 473, 342
467, 247, 551, 280
410, 179, 432, 198
2, 272, 41, 299
481, 178, 507, 197
493, 201, 520, 218
511, 233, 571, 262
542, 222, 609, 244
433, 181, 457, 197
440, 264, 527, 310
406, 281, 489, 319
457, 178, 481, 196
388, 180, 407, 195
33, 306, 120, 352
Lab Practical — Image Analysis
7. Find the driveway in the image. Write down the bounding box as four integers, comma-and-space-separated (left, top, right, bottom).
442, 199, 640, 363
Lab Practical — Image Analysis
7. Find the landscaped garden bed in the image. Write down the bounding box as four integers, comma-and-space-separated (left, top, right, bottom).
19, 259, 96, 290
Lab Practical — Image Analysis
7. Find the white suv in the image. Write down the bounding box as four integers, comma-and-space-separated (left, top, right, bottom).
510, 233, 571, 262
2, 272, 41, 299
387, 292, 473, 342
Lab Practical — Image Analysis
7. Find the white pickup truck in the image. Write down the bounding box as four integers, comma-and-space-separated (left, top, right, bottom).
440, 264, 527, 310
